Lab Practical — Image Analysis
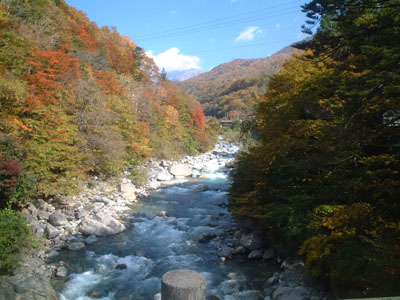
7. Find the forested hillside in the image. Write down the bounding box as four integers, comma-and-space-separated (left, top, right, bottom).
230, 0, 400, 297
179, 46, 299, 118
0, 0, 216, 207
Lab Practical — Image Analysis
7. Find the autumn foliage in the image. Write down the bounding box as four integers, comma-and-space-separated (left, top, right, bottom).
0, 0, 215, 201
229, 0, 400, 297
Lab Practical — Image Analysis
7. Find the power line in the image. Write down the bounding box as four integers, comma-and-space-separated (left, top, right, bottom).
193, 38, 300, 54
134, 0, 304, 41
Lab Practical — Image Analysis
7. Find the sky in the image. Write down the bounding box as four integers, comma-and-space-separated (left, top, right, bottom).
65, 0, 309, 73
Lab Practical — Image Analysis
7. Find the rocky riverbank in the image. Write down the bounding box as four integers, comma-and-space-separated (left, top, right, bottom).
0, 140, 238, 300
0, 139, 329, 300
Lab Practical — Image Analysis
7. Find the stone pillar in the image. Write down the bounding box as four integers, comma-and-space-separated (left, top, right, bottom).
161, 269, 206, 300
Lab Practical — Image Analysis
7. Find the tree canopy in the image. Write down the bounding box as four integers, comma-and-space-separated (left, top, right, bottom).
229, 0, 400, 297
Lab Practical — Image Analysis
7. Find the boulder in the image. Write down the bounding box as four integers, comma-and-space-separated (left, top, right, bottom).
46, 223, 61, 239
55, 266, 69, 278
46, 250, 59, 259
75, 209, 88, 220
272, 287, 310, 300
119, 181, 136, 201
157, 211, 168, 217
68, 242, 85, 251
240, 232, 264, 251
169, 163, 192, 177
30, 221, 46, 238
0, 278, 16, 300
225, 159, 235, 168
48, 211, 67, 226
157, 171, 174, 181
85, 235, 98, 244
6, 273, 58, 300
115, 263, 127, 270
21, 204, 38, 224
79, 216, 125, 237
248, 249, 263, 259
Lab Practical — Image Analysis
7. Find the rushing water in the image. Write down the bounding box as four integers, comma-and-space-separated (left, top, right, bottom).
56, 147, 277, 300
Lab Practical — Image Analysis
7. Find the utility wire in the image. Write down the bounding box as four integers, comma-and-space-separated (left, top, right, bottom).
137, 9, 301, 41
134, 0, 304, 41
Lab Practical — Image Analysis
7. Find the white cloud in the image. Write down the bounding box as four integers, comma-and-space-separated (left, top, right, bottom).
146, 48, 201, 72
235, 26, 263, 41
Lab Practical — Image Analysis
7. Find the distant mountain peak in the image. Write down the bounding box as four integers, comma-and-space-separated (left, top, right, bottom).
167, 69, 203, 82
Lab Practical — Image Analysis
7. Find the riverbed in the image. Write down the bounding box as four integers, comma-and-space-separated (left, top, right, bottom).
55, 145, 278, 300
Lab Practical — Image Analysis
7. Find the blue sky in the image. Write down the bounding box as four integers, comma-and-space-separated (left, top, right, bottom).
65, 0, 309, 72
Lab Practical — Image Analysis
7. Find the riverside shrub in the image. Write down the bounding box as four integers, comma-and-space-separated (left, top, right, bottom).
0, 208, 36, 275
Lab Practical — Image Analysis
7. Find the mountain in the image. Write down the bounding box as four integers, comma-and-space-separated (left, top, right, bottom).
178, 46, 301, 118
167, 69, 203, 82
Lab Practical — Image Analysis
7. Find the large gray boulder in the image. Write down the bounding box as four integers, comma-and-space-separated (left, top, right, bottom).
48, 211, 67, 226
272, 287, 310, 300
169, 163, 192, 177
5, 273, 58, 300
46, 223, 60, 239
0, 278, 16, 300
157, 170, 174, 181
79, 213, 125, 237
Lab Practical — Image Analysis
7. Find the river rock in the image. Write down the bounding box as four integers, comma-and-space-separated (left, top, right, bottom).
79, 216, 125, 237
5, 273, 58, 300
85, 235, 98, 244
30, 221, 46, 238
68, 242, 85, 251
119, 180, 136, 201
225, 159, 235, 168
157, 211, 168, 217
75, 209, 88, 220
47, 250, 59, 259
272, 286, 310, 300
46, 223, 60, 239
240, 232, 263, 251
115, 263, 127, 270
48, 211, 68, 226
21, 204, 38, 224
0, 278, 16, 300
56, 266, 69, 278
248, 249, 263, 259
153, 293, 161, 300
169, 163, 192, 177
157, 171, 174, 181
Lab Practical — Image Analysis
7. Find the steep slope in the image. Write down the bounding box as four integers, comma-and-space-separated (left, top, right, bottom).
178, 46, 300, 118
0, 0, 215, 203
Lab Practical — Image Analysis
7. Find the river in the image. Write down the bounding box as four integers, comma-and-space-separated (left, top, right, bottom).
56, 144, 278, 300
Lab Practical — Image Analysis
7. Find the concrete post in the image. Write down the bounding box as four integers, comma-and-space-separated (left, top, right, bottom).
161, 269, 206, 300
